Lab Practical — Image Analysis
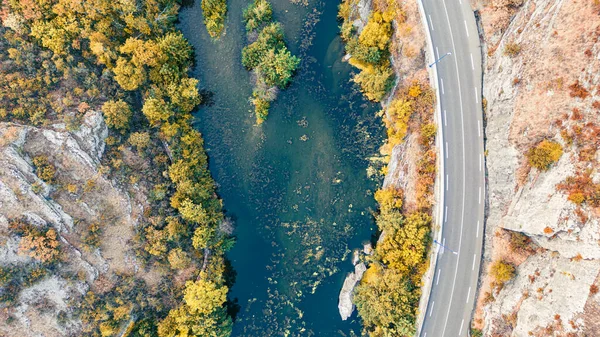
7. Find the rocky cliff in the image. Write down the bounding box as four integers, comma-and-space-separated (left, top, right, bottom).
474, 0, 600, 334
0, 111, 156, 336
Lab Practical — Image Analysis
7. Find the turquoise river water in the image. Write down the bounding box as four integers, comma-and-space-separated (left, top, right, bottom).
179, 0, 385, 335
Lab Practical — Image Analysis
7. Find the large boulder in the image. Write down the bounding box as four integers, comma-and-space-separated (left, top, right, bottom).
338, 262, 367, 320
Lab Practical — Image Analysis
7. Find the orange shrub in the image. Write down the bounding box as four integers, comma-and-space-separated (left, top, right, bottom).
569, 81, 589, 99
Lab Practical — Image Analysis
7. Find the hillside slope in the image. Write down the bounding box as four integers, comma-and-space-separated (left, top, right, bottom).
474, 0, 600, 334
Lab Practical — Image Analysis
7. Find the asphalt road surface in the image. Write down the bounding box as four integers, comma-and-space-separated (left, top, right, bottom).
419, 0, 485, 336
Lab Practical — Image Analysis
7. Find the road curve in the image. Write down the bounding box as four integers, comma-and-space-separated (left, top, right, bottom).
419, 0, 485, 336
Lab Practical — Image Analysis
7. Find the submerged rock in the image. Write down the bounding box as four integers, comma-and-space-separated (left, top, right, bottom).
338, 262, 367, 320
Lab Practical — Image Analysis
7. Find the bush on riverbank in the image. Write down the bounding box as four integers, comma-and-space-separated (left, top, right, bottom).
338, 2, 396, 101
242, 0, 300, 124
355, 78, 436, 337
202, 0, 228, 38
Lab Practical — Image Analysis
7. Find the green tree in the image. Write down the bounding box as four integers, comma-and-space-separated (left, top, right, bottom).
256, 47, 300, 88
243, 0, 273, 32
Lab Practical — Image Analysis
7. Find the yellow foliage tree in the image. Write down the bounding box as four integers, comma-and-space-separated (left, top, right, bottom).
377, 211, 431, 276
490, 259, 515, 286
158, 278, 232, 337
358, 12, 393, 50
527, 140, 563, 171
374, 187, 403, 213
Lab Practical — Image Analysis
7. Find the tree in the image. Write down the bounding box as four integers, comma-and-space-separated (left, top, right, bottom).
18, 228, 61, 263
385, 98, 412, 145
144, 226, 168, 257
243, 0, 273, 32
527, 140, 563, 171
256, 47, 300, 88
142, 97, 172, 126
376, 211, 431, 276
167, 77, 201, 113
354, 268, 419, 337
32, 156, 56, 183
113, 57, 146, 91
353, 65, 394, 102
129, 132, 151, 152
358, 12, 393, 50
202, 0, 228, 38
179, 199, 209, 225
374, 188, 403, 213
102, 100, 132, 131
192, 225, 216, 250
158, 279, 232, 337
168, 248, 191, 269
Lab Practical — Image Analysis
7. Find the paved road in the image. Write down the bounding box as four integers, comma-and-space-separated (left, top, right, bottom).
419, 0, 485, 336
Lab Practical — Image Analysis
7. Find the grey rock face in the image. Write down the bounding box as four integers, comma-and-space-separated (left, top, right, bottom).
338, 262, 367, 320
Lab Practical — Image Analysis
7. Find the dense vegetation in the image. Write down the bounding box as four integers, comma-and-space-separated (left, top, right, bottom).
0, 0, 233, 336
354, 79, 436, 337
338, 0, 396, 101
202, 0, 228, 38
242, 0, 300, 124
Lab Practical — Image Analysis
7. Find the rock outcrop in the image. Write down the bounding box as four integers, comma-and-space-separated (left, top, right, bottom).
0, 111, 151, 336
474, 0, 600, 334
338, 262, 367, 320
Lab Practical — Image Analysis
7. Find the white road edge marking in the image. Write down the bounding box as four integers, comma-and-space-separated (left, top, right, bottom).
428, 15, 434, 31
440, 0, 467, 335
470, 53, 475, 70
436, 47, 440, 60
464, 20, 469, 37
445, 142, 448, 158
441, 78, 445, 95
444, 109, 447, 126
459, 319, 465, 335
475, 86, 479, 104
466, 287, 472, 303
446, 174, 449, 191
444, 206, 448, 223
472, 254, 477, 270
436, 268, 441, 285
476, 220, 480, 238
429, 301, 435, 317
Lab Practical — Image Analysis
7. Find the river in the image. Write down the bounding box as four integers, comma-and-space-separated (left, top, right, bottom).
179, 0, 385, 335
